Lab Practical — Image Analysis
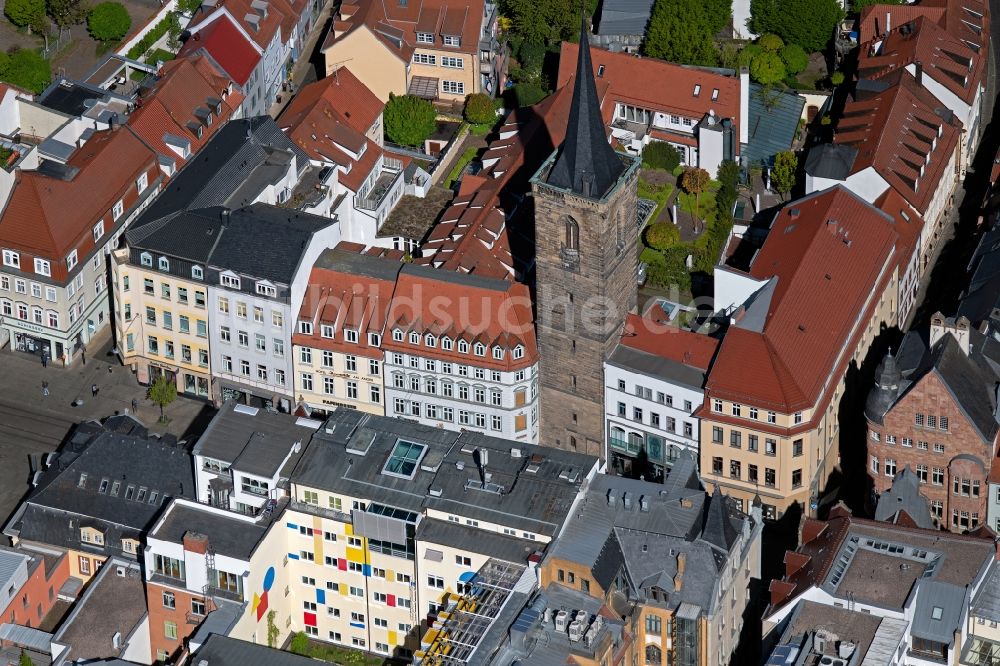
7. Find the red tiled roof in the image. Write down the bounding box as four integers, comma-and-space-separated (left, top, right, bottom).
857, 3, 947, 42
619, 312, 719, 370
383, 268, 538, 369
558, 42, 742, 136
858, 15, 984, 105
0, 127, 158, 264
328, 0, 483, 61
188, 1, 285, 53
873, 186, 925, 269
178, 14, 261, 85
278, 71, 385, 192
706, 187, 900, 412
292, 246, 400, 359
835, 69, 961, 215
127, 54, 243, 169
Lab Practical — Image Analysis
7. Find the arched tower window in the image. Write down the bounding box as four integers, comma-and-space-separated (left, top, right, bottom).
564, 216, 579, 252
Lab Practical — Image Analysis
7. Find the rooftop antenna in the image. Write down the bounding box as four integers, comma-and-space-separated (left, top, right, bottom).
328, 59, 354, 85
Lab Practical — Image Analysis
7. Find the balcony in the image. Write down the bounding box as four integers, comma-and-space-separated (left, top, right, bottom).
355, 168, 403, 212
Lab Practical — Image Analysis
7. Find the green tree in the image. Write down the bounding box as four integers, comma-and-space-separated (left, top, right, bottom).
289, 632, 310, 655
499, 0, 574, 46
47, 0, 85, 31
680, 166, 711, 222
507, 82, 547, 107
384, 94, 436, 147
5, 0, 45, 31
643, 0, 718, 65
146, 374, 176, 423
830, 70, 845, 85
645, 223, 681, 250
736, 43, 762, 68
87, 1, 131, 42
641, 141, 681, 171
749, 0, 843, 53
19, 650, 34, 666
779, 43, 808, 74
0, 49, 51, 93
463, 93, 495, 125
757, 33, 783, 52
771, 150, 797, 198
852, 0, 900, 13
177, 0, 202, 13
166, 11, 182, 50
750, 51, 785, 84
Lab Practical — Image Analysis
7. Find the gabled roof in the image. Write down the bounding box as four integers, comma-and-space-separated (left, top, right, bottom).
278, 71, 384, 191
188, 1, 286, 53
707, 187, 899, 411
134, 117, 307, 226
858, 15, 984, 105
558, 42, 742, 130
546, 22, 626, 198
0, 126, 157, 259
178, 13, 262, 85
128, 54, 243, 169
874, 466, 935, 529
835, 69, 961, 214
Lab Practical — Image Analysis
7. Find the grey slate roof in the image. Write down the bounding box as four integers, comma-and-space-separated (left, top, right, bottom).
804, 142, 857, 180
911, 579, 967, 645
134, 116, 309, 227
194, 401, 321, 474
959, 218, 1000, 326
150, 501, 271, 559
415, 518, 537, 564
127, 204, 335, 286
53, 558, 146, 662
546, 20, 627, 198
596, 0, 655, 36
192, 633, 320, 666
0, 550, 28, 598
743, 84, 806, 168
972, 561, 1000, 622
874, 466, 935, 529
291, 410, 598, 541
314, 246, 404, 281
606, 345, 708, 390
932, 332, 999, 442
5, 425, 195, 558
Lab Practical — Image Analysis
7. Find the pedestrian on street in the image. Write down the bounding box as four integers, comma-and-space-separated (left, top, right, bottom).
91, 384, 98, 398
41, 381, 49, 397
41, 354, 47, 368
131, 398, 138, 413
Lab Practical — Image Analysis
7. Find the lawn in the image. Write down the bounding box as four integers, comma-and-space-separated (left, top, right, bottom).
444, 147, 478, 188
637, 175, 674, 226
677, 182, 719, 222
145, 48, 175, 65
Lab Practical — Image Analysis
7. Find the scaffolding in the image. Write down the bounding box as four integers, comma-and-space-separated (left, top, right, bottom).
414, 559, 527, 665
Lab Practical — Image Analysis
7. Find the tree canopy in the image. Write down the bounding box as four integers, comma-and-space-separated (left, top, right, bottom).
463, 93, 496, 125
643, 0, 722, 65
771, 150, 798, 198
87, 1, 131, 42
749, 50, 786, 84
645, 223, 681, 250
499, 0, 575, 46
779, 43, 809, 74
5, 0, 45, 29
47, 0, 85, 29
147, 374, 177, 423
749, 0, 843, 53
384, 94, 437, 147
851, 0, 901, 13
0, 48, 51, 93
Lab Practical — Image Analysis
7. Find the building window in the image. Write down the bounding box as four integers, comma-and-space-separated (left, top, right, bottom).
162, 591, 176, 609
765, 468, 776, 487
443, 35, 460, 46
164, 621, 178, 640
442, 80, 465, 95
2, 249, 19, 268
712, 426, 723, 443
416, 32, 433, 43
712, 457, 723, 475
792, 469, 802, 487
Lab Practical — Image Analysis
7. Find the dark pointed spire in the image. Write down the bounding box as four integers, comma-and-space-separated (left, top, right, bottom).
546, 18, 625, 198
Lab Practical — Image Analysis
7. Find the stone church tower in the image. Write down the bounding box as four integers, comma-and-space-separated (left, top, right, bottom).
530, 24, 640, 457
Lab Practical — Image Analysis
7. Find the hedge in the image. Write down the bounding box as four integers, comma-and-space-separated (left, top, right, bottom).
126, 11, 180, 60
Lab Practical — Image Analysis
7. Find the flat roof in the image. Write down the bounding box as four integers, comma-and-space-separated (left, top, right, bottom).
835, 548, 925, 609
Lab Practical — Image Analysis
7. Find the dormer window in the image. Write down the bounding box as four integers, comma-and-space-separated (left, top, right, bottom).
66, 250, 78, 270
392, 329, 404, 342
416, 32, 434, 43
220, 273, 240, 289
443, 35, 460, 47
424, 334, 436, 347
321, 324, 334, 339
409, 331, 420, 344
158, 257, 169, 271
512, 345, 524, 359
299, 321, 314, 335
473, 342, 486, 356
344, 329, 359, 343
442, 336, 453, 351
255, 282, 277, 297
458, 340, 470, 354
191, 265, 204, 280
492, 346, 504, 360
368, 332, 381, 346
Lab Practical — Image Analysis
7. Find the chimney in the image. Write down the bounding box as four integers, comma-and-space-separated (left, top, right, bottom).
739, 67, 750, 145
674, 553, 686, 591
914, 60, 923, 86
183, 531, 209, 554
885, 11, 891, 35
220, 208, 231, 226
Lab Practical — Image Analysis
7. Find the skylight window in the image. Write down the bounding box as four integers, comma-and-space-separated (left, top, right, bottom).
78, 473, 88, 488
382, 440, 427, 479
99, 479, 109, 494
931, 606, 943, 620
